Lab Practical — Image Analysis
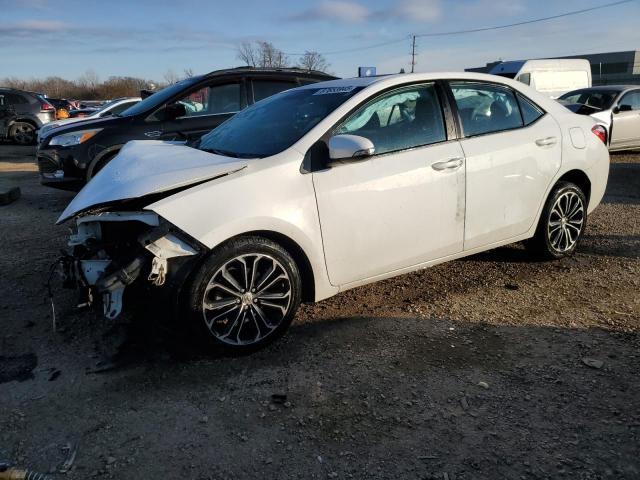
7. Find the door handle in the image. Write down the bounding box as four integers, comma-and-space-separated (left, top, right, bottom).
432, 157, 464, 171
144, 130, 163, 138
535, 136, 557, 147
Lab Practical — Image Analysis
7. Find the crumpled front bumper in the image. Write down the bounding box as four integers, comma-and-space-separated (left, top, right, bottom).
61, 211, 202, 319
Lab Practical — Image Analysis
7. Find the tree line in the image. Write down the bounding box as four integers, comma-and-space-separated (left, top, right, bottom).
1, 41, 331, 100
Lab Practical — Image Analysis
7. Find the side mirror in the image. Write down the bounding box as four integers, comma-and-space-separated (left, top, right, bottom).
328, 134, 375, 161
613, 104, 632, 114
164, 103, 187, 120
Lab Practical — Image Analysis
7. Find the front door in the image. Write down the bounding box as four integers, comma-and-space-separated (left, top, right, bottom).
313, 83, 465, 286
159, 81, 245, 142
448, 81, 562, 250
611, 90, 640, 149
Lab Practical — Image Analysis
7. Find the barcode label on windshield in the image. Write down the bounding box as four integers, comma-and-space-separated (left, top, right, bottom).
313, 86, 357, 95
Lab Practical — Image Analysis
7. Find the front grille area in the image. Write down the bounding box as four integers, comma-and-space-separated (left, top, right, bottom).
37, 155, 60, 174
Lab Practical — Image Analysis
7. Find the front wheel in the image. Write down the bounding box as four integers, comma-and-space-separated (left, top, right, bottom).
183, 236, 302, 353
527, 181, 587, 259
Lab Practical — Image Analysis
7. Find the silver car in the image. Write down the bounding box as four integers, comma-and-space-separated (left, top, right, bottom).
559, 86, 640, 151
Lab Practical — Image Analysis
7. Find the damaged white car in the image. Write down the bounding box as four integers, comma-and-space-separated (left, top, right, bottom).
57, 73, 609, 352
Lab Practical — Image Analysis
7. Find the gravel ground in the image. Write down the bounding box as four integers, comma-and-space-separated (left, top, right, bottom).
0, 145, 638, 480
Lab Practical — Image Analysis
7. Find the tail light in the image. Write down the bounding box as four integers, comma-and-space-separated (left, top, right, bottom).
40, 102, 54, 112
591, 124, 607, 144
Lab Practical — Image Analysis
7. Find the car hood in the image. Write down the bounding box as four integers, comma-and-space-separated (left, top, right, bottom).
57, 140, 248, 223
41, 115, 123, 141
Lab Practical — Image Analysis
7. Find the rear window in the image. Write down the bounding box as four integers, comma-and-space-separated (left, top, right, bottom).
558, 90, 618, 110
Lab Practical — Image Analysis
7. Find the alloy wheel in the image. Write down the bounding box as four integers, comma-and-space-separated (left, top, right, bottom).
547, 191, 584, 253
201, 254, 292, 346
13, 123, 35, 145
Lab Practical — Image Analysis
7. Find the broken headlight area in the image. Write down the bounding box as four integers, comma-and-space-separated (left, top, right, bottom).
60, 211, 202, 320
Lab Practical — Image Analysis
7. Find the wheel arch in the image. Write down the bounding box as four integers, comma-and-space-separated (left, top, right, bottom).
556, 169, 591, 203
86, 144, 124, 179
220, 230, 316, 303
10, 117, 38, 130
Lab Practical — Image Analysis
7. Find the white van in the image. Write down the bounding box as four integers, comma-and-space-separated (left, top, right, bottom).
490, 59, 592, 99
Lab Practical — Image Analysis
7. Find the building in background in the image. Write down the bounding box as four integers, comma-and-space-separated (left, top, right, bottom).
466, 50, 640, 86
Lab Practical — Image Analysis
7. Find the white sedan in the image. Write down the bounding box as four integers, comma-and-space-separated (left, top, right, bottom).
57, 72, 609, 352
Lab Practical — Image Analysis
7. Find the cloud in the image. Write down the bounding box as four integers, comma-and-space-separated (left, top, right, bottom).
455, 0, 527, 19
286, 0, 442, 24
287, 1, 370, 23
0, 19, 65, 36
387, 0, 442, 22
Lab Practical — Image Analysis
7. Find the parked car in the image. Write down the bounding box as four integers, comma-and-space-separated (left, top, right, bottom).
46, 98, 77, 120
56, 72, 609, 353
0, 88, 55, 144
490, 59, 592, 99
558, 86, 640, 151
37, 97, 141, 143
0, 105, 17, 140
37, 67, 336, 190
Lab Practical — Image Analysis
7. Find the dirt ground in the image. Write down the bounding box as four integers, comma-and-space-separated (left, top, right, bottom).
0, 144, 638, 480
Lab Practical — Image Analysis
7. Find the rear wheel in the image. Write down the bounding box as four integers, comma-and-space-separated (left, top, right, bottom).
10, 122, 36, 145
183, 236, 302, 354
527, 181, 587, 259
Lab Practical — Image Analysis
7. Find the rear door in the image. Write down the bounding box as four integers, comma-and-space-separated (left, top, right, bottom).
611, 90, 640, 149
249, 78, 298, 105
448, 81, 561, 250
158, 79, 246, 142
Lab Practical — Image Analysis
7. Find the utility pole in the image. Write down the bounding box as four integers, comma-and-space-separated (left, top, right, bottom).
410, 35, 417, 73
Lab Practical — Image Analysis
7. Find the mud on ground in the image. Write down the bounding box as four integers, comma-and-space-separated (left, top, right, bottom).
0, 146, 638, 479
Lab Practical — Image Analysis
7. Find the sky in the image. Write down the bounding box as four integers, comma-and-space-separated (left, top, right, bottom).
0, 0, 638, 82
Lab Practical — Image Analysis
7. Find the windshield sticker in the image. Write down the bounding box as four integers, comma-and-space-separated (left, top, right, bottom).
313, 86, 357, 95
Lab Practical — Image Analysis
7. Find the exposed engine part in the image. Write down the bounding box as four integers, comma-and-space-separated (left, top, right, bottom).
142, 232, 197, 286
96, 255, 145, 319
60, 211, 199, 320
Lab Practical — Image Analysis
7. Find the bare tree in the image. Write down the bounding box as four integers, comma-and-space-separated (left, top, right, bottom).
236, 41, 288, 68
183, 68, 195, 78
237, 41, 259, 67
163, 69, 179, 85
297, 51, 330, 73
77, 69, 100, 90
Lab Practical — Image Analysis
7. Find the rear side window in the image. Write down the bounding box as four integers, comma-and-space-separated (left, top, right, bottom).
450, 82, 523, 136
336, 83, 446, 155
516, 93, 544, 125
252, 80, 297, 103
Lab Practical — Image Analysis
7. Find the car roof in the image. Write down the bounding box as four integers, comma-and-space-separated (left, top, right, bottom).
201, 66, 337, 80
565, 85, 639, 93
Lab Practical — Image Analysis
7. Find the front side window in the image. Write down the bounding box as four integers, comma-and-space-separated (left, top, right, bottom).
109, 101, 139, 116
335, 83, 446, 155
451, 82, 523, 136
253, 80, 296, 103
174, 83, 241, 118
619, 91, 640, 110
198, 85, 363, 158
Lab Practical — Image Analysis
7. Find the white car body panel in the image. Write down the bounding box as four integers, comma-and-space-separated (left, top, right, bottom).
57, 140, 247, 223
313, 141, 465, 285
60, 72, 610, 303
461, 114, 562, 250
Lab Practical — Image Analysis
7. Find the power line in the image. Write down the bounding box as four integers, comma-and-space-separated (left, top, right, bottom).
285, 0, 636, 57
415, 0, 636, 37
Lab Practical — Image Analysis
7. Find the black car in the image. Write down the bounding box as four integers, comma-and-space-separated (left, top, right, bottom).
0, 88, 56, 144
37, 67, 336, 190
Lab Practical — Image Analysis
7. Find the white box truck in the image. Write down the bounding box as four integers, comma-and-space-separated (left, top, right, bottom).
490, 59, 592, 99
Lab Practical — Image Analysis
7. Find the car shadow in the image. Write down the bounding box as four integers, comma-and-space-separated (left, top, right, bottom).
602, 161, 640, 205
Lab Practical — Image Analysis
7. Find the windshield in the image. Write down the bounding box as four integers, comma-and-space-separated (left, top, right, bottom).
119, 77, 202, 117
198, 85, 364, 158
558, 90, 619, 110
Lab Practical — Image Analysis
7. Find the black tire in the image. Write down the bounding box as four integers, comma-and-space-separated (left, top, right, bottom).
10, 122, 36, 145
526, 181, 587, 259
87, 151, 118, 181
182, 236, 302, 354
